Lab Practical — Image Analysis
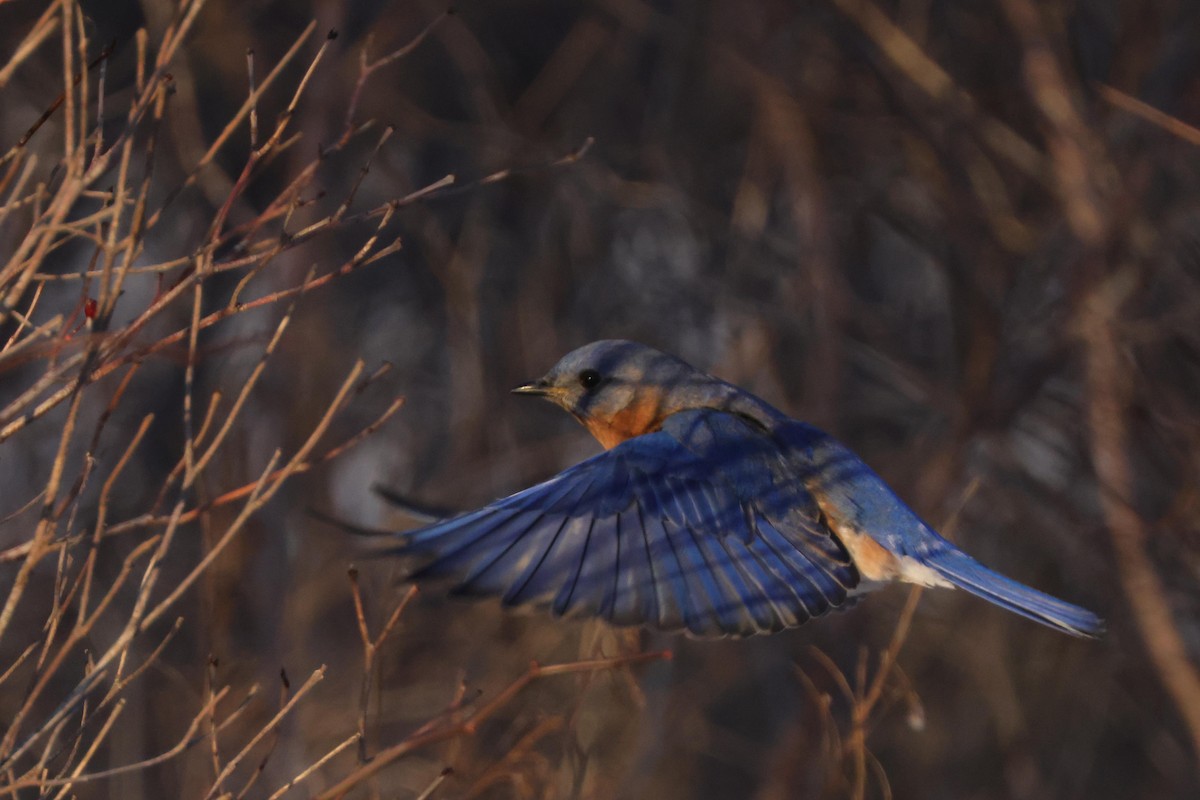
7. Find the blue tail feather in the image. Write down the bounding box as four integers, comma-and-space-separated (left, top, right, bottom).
927, 548, 1104, 638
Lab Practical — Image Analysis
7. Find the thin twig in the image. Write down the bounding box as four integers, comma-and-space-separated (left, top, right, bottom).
349, 577, 419, 762
201, 668, 327, 800
317, 651, 672, 799
4, 687, 231, 791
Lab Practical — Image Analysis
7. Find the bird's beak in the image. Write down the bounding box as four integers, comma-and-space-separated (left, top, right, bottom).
512, 379, 551, 397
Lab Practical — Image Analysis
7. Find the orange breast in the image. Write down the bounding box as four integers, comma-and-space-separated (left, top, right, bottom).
583, 394, 667, 449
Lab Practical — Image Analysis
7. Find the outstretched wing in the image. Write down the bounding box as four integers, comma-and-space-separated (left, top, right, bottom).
389, 409, 859, 637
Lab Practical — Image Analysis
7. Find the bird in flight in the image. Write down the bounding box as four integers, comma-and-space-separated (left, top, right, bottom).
388, 340, 1102, 639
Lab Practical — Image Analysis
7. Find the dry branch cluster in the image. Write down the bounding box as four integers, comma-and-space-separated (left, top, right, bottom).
0, 1, 405, 793
0, 2, 638, 797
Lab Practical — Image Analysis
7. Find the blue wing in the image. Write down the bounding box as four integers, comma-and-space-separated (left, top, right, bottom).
388, 409, 859, 637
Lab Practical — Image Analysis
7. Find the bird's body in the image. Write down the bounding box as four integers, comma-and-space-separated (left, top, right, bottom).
391, 340, 1102, 638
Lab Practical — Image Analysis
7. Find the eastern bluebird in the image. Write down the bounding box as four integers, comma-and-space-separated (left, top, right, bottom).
389, 340, 1103, 639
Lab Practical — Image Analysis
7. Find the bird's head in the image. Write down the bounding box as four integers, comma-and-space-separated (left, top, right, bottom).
513, 340, 742, 449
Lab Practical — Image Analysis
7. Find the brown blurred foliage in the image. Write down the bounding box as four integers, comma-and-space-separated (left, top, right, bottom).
1, 0, 1199, 797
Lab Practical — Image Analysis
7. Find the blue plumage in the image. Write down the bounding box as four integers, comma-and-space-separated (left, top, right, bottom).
777, 420, 1103, 637
392, 409, 858, 637
380, 340, 1102, 639
923, 548, 1104, 636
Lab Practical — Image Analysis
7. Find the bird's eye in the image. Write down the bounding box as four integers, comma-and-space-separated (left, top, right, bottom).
578, 369, 601, 390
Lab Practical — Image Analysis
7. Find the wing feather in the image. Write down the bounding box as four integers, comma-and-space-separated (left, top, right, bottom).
387, 409, 861, 637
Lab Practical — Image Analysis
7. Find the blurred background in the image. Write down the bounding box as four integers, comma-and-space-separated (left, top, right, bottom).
1, 0, 1199, 797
